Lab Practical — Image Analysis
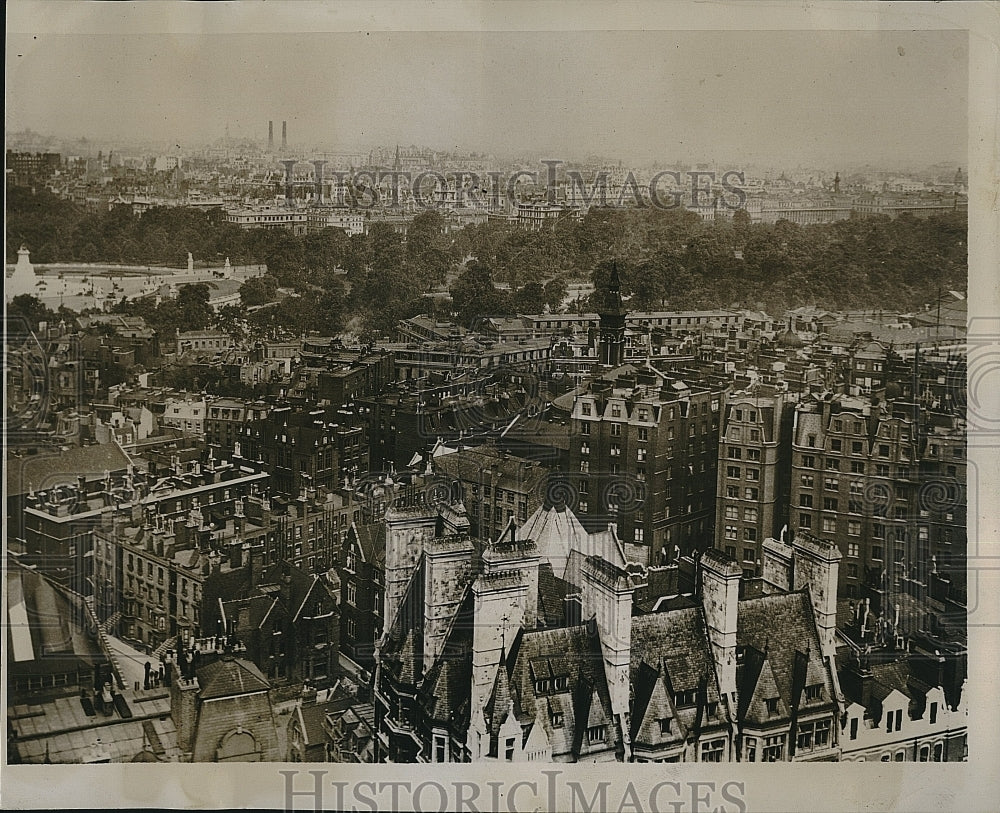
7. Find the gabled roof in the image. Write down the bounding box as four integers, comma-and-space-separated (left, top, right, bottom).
631, 607, 727, 735
630, 660, 687, 746
736, 591, 835, 726
503, 623, 615, 759
349, 521, 386, 568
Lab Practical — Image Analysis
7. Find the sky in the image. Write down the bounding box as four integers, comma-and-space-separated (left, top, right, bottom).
6, 27, 968, 168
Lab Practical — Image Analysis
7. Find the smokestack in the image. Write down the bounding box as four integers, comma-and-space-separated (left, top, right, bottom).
268, 121, 274, 152
281, 120, 287, 151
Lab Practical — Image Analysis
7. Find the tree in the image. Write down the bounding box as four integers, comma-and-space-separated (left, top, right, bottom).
450, 261, 512, 326
7, 295, 55, 333
239, 275, 278, 307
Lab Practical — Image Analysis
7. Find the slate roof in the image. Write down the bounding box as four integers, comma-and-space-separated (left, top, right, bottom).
736, 590, 835, 727
630, 607, 729, 740
380, 558, 426, 687
500, 622, 617, 760
7, 443, 132, 497
197, 655, 270, 699
351, 521, 386, 568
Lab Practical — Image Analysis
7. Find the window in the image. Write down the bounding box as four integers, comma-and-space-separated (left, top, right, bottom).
823, 497, 838, 511
725, 526, 738, 541
799, 513, 812, 528
587, 726, 606, 744
581, 423, 590, 435
659, 718, 672, 736
611, 404, 622, 418
800, 494, 814, 507
933, 743, 944, 762
930, 702, 938, 724
535, 679, 549, 694
610, 443, 621, 457
802, 455, 815, 468
674, 690, 697, 707
745, 487, 758, 500
505, 737, 516, 761
744, 507, 758, 522
805, 684, 823, 701
744, 736, 757, 762
851, 461, 865, 474
746, 468, 759, 482
801, 474, 814, 488
727, 485, 739, 498
763, 734, 785, 762
852, 441, 864, 455
551, 712, 564, 728
814, 719, 831, 747
848, 541, 860, 556
744, 527, 757, 542
346, 582, 357, 605
831, 439, 842, 452
746, 448, 761, 461
700, 739, 725, 762
610, 423, 622, 437
582, 403, 592, 416
729, 446, 742, 459
822, 517, 836, 533
919, 745, 931, 762
766, 697, 780, 716
725, 505, 739, 520
727, 466, 741, 479
638, 427, 648, 441
825, 458, 840, 471
797, 723, 815, 751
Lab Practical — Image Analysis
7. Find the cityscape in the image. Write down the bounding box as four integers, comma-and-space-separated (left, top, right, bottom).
4, 20, 974, 779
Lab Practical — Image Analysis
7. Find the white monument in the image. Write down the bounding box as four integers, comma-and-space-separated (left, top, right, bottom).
6, 245, 38, 301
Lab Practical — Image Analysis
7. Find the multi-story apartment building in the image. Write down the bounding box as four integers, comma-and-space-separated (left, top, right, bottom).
432, 444, 546, 540
241, 405, 368, 498
568, 365, 728, 566
788, 393, 966, 612
204, 398, 270, 450
715, 393, 796, 577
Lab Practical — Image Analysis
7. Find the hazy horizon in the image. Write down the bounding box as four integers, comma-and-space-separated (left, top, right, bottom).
7, 30, 967, 168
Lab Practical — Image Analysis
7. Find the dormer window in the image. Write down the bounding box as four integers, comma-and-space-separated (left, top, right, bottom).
766, 698, 780, 716
534, 679, 549, 695
586, 725, 606, 744
673, 690, 697, 708
659, 718, 672, 736
551, 712, 564, 728
553, 676, 568, 692
805, 684, 823, 701
706, 701, 718, 719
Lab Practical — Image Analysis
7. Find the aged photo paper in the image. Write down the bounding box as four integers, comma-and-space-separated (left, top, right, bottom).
4, 1, 999, 810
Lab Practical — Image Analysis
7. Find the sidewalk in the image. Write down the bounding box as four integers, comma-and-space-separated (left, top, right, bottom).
105, 633, 162, 691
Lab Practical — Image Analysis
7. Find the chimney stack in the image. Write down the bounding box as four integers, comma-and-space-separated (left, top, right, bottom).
761, 536, 793, 593
700, 549, 741, 701
581, 556, 634, 719
470, 570, 528, 724
422, 534, 475, 671
790, 532, 841, 660
383, 503, 439, 630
